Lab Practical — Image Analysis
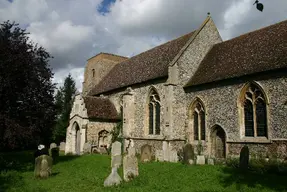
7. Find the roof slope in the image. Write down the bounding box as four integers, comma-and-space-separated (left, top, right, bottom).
186, 19, 287, 87
89, 31, 195, 95
83, 96, 119, 120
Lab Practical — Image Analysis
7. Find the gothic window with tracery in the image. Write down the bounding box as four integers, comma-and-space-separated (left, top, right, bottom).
192, 100, 206, 141
242, 83, 267, 137
148, 89, 161, 135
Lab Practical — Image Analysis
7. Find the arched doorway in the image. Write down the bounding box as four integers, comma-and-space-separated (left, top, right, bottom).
73, 122, 81, 155
210, 125, 226, 158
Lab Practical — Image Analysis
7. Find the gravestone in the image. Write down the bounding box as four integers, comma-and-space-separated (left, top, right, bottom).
34, 155, 53, 179
111, 141, 122, 168
104, 167, 122, 187
50, 143, 57, 149
83, 143, 92, 154
239, 145, 249, 170
104, 141, 123, 187
59, 142, 65, 151
123, 147, 139, 182
140, 144, 152, 162
183, 144, 195, 164
208, 158, 214, 165
196, 155, 205, 165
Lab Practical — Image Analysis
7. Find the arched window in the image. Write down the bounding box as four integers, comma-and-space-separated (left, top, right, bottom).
242, 83, 267, 137
148, 89, 161, 135
190, 99, 206, 141
92, 69, 95, 77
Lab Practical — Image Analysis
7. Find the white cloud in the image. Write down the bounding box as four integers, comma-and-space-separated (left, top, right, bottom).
0, 0, 286, 92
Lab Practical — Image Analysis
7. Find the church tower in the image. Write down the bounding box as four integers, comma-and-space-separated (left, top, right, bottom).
82, 53, 128, 95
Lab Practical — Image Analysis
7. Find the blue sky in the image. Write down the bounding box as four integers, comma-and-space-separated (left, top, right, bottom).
98, 0, 116, 14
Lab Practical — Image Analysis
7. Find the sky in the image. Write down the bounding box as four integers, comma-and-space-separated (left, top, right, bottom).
0, 0, 286, 91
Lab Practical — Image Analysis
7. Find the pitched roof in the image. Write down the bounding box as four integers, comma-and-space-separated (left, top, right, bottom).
89, 31, 195, 95
186, 19, 287, 87
83, 96, 119, 120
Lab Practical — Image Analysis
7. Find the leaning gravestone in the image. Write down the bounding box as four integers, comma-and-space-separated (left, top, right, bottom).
50, 143, 57, 149
83, 143, 92, 154
183, 144, 195, 164
104, 141, 122, 187
140, 144, 152, 162
239, 145, 249, 170
34, 155, 53, 179
59, 142, 65, 151
123, 147, 139, 182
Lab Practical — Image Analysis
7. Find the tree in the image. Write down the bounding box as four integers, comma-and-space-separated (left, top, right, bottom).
0, 21, 56, 150
53, 74, 77, 144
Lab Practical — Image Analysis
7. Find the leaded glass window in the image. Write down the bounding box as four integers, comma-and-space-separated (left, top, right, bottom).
242, 83, 267, 137
191, 99, 206, 141
148, 89, 161, 135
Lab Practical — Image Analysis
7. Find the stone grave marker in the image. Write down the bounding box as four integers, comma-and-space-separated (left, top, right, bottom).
34, 155, 53, 179
207, 158, 214, 165
83, 143, 92, 154
196, 155, 205, 165
239, 145, 249, 170
111, 141, 122, 168
123, 147, 139, 182
50, 143, 57, 149
59, 142, 65, 151
140, 144, 152, 162
183, 144, 195, 164
104, 141, 123, 187
104, 167, 122, 187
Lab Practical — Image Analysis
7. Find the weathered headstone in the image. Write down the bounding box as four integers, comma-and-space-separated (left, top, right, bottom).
104, 167, 122, 187
34, 155, 53, 179
196, 155, 205, 165
111, 141, 122, 168
104, 141, 123, 187
207, 158, 214, 165
123, 147, 139, 182
140, 144, 152, 162
83, 143, 92, 154
239, 145, 249, 170
50, 143, 57, 149
59, 142, 65, 151
183, 144, 195, 164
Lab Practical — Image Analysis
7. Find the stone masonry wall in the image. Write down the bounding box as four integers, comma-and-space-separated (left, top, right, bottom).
86, 121, 117, 148
185, 76, 287, 157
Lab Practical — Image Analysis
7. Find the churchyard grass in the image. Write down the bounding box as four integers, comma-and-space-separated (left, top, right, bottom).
1, 151, 287, 192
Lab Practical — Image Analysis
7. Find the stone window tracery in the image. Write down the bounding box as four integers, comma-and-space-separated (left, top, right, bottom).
148, 89, 161, 135
242, 83, 267, 137
191, 99, 206, 141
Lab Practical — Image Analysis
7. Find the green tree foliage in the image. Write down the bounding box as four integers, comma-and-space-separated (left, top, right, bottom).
53, 74, 76, 144
0, 21, 56, 150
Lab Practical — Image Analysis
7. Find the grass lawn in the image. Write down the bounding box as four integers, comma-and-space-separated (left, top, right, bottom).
1, 151, 287, 192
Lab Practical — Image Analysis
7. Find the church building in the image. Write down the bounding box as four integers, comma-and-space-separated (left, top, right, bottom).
65, 16, 287, 161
